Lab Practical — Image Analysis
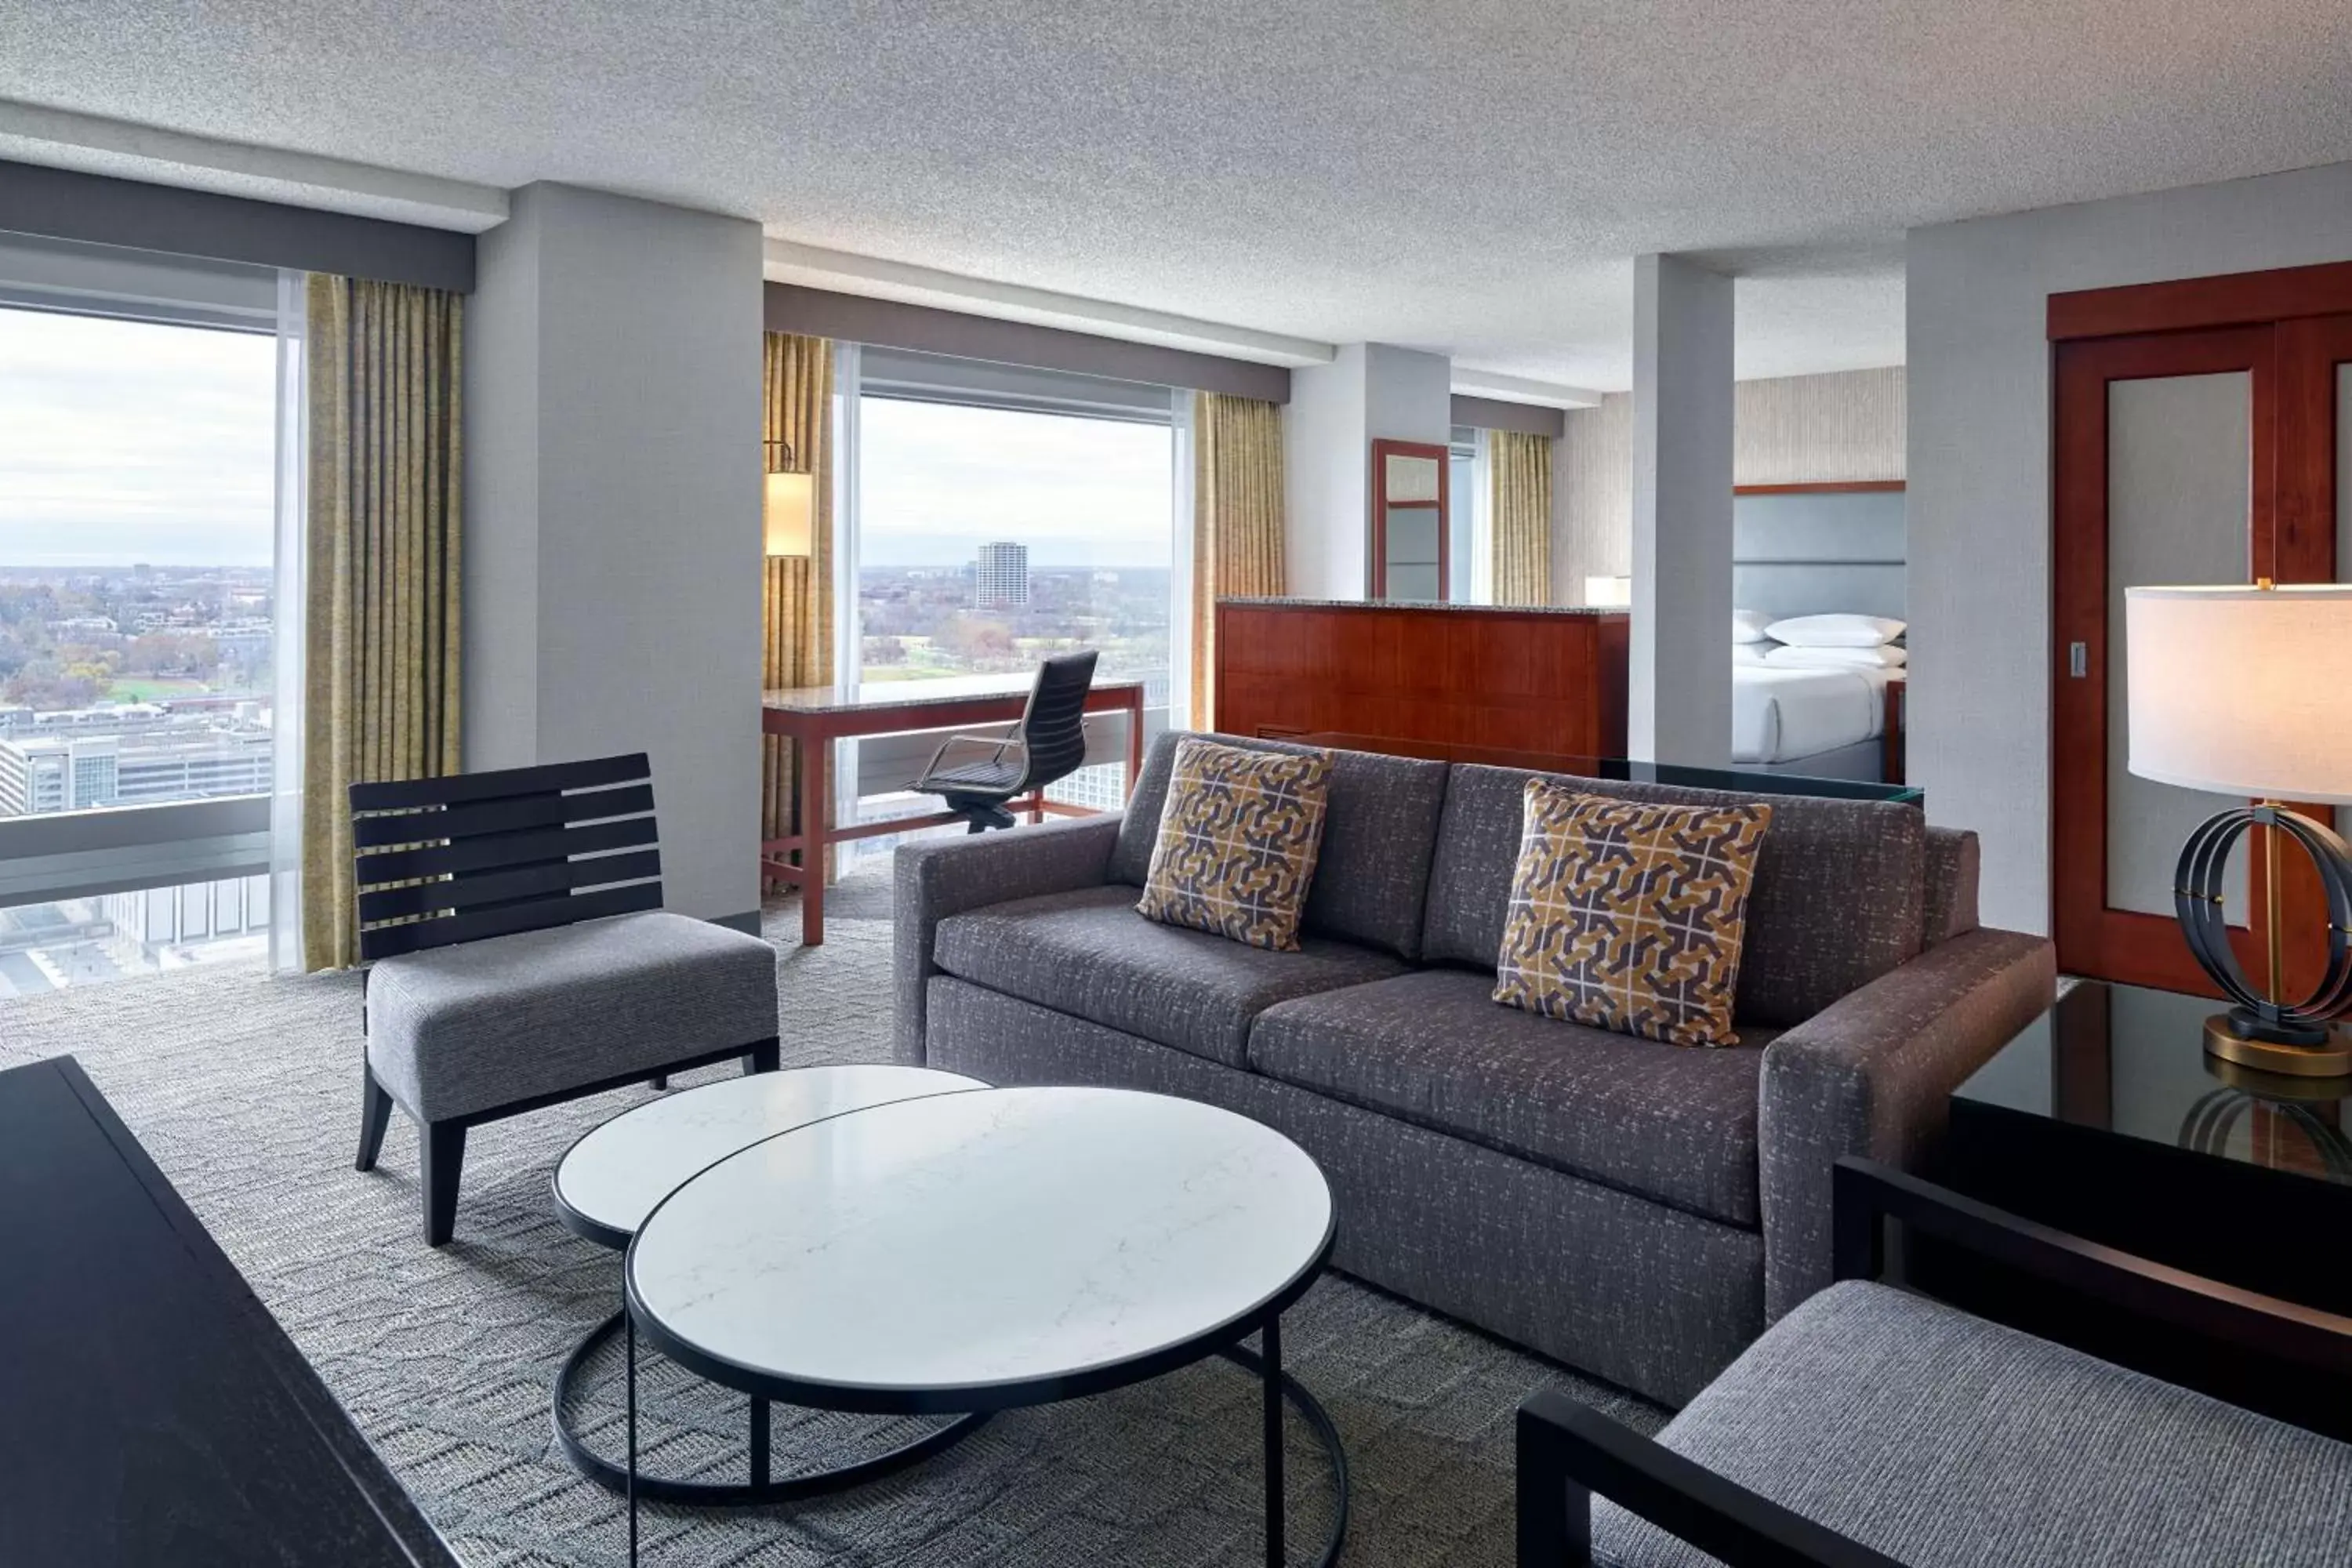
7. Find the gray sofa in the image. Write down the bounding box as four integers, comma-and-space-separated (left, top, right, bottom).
894, 731, 2055, 1405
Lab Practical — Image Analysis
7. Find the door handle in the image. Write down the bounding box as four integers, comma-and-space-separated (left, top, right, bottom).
2068, 641, 2089, 679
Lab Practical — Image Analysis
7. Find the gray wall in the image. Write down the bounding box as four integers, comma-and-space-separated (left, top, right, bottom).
465, 182, 764, 924
1907, 159, 2352, 933
1630, 254, 1734, 766
1283, 343, 1372, 597
1283, 342, 1453, 598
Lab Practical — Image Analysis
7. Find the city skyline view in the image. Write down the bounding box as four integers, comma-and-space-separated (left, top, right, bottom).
857, 395, 1175, 568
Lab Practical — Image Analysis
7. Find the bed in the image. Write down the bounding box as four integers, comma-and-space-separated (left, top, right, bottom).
1732, 662, 1895, 779
1729, 485, 1906, 781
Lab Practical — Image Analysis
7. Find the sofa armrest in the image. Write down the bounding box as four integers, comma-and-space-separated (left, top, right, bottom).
892, 815, 1123, 1063
1758, 927, 2056, 1319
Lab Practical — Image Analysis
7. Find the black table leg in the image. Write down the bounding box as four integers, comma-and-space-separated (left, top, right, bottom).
1263, 1315, 1284, 1568
750, 1396, 771, 1486
626, 1305, 638, 1568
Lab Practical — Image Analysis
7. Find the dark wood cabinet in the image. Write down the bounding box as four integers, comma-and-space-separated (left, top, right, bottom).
1212, 598, 1628, 757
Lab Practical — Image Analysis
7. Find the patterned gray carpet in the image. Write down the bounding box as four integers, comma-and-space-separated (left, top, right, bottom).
0, 889, 1661, 1566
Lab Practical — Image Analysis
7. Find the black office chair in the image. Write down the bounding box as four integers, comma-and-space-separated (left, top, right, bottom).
911, 651, 1098, 832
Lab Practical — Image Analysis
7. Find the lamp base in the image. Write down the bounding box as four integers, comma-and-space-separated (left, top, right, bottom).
2204, 1015, 2352, 1079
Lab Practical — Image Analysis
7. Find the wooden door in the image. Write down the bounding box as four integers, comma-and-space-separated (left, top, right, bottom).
2052, 274, 2352, 993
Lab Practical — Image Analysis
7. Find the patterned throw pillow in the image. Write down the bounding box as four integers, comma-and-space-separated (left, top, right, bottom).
1493, 779, 1773, 1047
1136, 739, 1334, 952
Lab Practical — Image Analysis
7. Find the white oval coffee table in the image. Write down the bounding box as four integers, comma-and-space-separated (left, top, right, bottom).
548, 1064, 985, 1504
625, 1085, 1347, 1566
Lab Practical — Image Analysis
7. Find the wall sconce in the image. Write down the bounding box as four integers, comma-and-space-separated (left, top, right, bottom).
764, 438, 812, 558
1584, 575, 1632, 608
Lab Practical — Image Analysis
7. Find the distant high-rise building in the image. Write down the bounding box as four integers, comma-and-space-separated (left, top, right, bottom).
0, 728, 272, 817
973, 542, 1029, 608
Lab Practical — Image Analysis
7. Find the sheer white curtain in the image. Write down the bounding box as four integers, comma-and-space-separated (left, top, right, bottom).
267, 270, 308, 973
1169, 387, 1197, 731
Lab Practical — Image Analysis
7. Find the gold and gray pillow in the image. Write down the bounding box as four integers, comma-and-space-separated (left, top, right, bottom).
1493, 779, 1773, 1047
1137, 739, 1333, 952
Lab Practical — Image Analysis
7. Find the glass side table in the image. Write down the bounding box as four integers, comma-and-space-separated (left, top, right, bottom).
1948, 979, 2351, 1316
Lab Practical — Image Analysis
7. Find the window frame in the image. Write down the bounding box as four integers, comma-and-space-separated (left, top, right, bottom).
833, 345, 1183, 815
0, 245, 281, 913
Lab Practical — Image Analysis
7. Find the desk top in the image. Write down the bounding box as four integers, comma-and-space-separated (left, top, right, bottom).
763, 672, 1144, 716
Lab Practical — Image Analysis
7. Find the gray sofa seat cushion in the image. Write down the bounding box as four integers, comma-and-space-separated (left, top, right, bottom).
1594, 1280, 2352, 1568
1249, 969, 1777, 1227
1421, 764, 1927, 1027
365, 910, 778, 1123
931, 884, 1408, 1069
1108, 731, 1450, 960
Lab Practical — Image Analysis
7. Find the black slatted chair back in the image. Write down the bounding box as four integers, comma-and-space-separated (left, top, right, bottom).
1012, 650, 1098, 792
349, 753, 662, 963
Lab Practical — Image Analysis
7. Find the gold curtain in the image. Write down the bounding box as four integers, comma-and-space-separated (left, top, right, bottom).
760, 334, 835, 887
300, 274, 465, 971
1490, 429, 1554, 607
1190, 392, 1287, 726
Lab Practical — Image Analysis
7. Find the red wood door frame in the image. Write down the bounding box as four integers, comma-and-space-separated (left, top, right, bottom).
1368, 438, 1450, 601
2051, 325, 2282, 994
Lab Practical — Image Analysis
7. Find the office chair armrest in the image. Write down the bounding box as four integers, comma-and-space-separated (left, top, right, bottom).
916, 730, 1025, 782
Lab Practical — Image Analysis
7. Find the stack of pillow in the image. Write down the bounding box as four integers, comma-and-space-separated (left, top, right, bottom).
1733, 610, 1906, 670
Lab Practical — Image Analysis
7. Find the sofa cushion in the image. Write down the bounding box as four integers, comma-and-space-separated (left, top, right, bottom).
1250, 969, 1775, 1226
933, 884, 1408, 1069
1423, 765, 1926, 1027
1494, 782, 1775, 1049
1135, 738, 1332, 952
1592, 1280, 2352, 1568
1109, 730, 1450, 960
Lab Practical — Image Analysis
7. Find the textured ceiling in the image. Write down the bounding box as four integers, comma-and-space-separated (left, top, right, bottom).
3, 2, 2351, 387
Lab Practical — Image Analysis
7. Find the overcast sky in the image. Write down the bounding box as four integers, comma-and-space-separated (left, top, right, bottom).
0, 307, 278, 568
860, 396, 1174, 570
0, 307, 1175, 573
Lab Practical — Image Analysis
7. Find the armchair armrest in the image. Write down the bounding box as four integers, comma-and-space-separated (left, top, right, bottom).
1758, 927, 2055, 1319
892, 815, 1123, 1063
1515, 1391, 1903, 1568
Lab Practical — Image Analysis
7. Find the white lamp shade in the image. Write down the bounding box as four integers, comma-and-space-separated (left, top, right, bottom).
764, 470, 814, 557
2125, 584, 2352, 804
1585, 574, 1632, 608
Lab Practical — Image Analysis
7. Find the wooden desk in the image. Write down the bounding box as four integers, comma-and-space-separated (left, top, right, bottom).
761, 675, 1146, 946
0, 1055, 460, 1568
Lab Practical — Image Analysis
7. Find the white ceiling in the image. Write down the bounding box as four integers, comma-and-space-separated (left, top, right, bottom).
3, 1, 2350, 388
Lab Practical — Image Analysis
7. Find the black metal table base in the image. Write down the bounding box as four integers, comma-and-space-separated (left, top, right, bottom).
552, 1310, 991, 1505
594, 1312, 1350, 1568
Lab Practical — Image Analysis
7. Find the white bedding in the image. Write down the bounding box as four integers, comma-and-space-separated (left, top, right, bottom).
1731, 663, 1892, 764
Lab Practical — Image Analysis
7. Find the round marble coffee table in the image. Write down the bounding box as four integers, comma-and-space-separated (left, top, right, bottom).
549, 1063, 985, 1504
625, 1085, 1347, 1567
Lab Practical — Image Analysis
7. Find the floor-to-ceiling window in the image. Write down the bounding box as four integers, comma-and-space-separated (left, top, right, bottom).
837, 348, 1179, 856
0, 237, 281, 993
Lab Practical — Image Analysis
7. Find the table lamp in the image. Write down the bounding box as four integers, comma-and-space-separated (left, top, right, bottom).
2126, 582, 2352, 1076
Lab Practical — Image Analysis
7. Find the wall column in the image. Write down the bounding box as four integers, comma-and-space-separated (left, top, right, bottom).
464, 182, 765, 925
1282, 342, 1451, 597
1629, 254, 1734, 765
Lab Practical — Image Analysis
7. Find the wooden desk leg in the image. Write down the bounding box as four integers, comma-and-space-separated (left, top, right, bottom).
801, 735, 829, 948
1124, 691, 1145, 800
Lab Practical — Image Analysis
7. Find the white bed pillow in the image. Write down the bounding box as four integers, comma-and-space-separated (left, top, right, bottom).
1765, 643, 1907, 670
1733, 642, 1773, 666
1733, 608, 1774, 644
1765, 613, 1906, 648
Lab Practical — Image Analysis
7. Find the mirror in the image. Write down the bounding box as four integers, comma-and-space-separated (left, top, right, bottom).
1370, 438, 1450, 601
